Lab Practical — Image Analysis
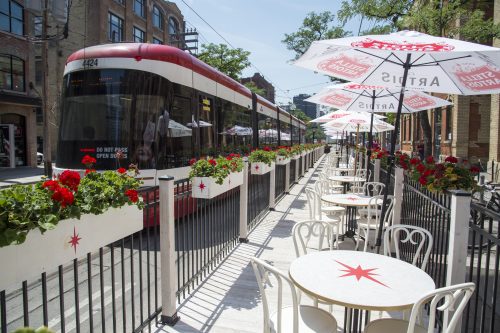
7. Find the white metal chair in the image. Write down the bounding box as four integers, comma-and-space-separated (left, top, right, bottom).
305, 188, 342, 247
350, 181, 385, 196
250, 257, 338, 333
355, 195, 394, 251
292, 220, 334, 258
383, 225, 433, 271
364, 282, 476, 333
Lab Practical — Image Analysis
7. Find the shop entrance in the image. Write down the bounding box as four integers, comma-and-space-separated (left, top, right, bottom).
0, 114, 27, 167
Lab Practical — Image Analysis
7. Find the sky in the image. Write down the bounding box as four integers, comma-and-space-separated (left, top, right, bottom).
175, 0, 363, 106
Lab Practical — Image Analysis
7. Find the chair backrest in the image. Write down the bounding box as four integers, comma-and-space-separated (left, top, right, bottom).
292, 220, 333, 257
363, 195, 395, 231
384, 225, 433, 271
305, 188, 321, 220
407, 282, 475, 333
251, 257, 300, 333
363, 182, 385, 196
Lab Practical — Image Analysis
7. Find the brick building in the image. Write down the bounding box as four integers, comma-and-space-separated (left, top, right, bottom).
293, 93, 318, 120
400, 0, 499, 168
240, 72, 275, 103
32, 0, 187, 159
0, 0, 40, 167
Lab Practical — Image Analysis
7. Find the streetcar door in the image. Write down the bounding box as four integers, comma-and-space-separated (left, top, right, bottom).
195, 93, 216, 157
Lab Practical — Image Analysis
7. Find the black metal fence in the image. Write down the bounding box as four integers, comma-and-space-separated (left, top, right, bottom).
379, 166, 395, 195
247, 171, 270, 230
173, 179, 240, 301
289, 160, 296, 186
275, 165, 286, 200
400, 177, 451, 289
298, 157, 303, 177
465, 202, 500, 333
0, 186, 162, 333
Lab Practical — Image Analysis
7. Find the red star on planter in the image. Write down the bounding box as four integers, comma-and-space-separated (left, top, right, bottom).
335, 260, 388, 288
69, 227, 82, 254
255, 165, 260, 170
198, 182, 206, 191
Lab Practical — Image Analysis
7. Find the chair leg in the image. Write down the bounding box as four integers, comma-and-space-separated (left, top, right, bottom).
363, 229, 369, 252
355, 227, 362, 251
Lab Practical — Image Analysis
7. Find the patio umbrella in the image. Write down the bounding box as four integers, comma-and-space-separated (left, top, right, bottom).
307, 82, 452, 171
294, 29, 500, 250
310, 109, 385, 123
223, 125, 253, 136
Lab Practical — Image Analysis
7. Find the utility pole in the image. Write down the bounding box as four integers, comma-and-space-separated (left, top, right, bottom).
42, 0, 52, 177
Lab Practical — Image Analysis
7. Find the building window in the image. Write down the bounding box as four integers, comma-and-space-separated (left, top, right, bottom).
445, 105, 452, 140
0, 54, 25, 92
153, 6, 162, 29
133, 0, 145, 18
33, 16, 41, 37
114, 0, 125, 5
0, 0, 24, 35
108, 12, 123, 42
34, 56, 42, 85
168, 16, 179, 36
152, 37, 163, 44
133, 26, 144, 42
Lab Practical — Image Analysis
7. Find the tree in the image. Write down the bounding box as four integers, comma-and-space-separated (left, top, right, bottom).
289, 108, 326, 142
282, 12, 350, 60
338, 0, 500, 156
197, 43, 251, 80
243, 81, 266, 97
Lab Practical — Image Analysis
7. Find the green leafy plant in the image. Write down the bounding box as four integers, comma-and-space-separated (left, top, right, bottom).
0, 156, 143, 248
188, 154, 244, 185
276, 146, 292, 158
14, 327, 55, 333
249, 147, 277, 166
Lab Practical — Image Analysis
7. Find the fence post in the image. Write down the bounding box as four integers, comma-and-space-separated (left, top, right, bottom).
269, 164, 276, 210
159, 176, 179, 326
285, 161, 290, 193
374, 159, 381, 183
392, 167, 404, 226
445, 190, 471, 332
239, 159, 249, 242
302, 154, 306, 175
295, 158, 299, 183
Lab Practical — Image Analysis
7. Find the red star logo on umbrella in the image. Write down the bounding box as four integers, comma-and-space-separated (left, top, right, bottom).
198, 181, 206, 191
69, 227, 81, 254
335, 260, 388, 288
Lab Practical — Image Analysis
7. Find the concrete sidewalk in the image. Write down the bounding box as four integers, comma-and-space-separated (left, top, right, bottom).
0, 166, 45, 188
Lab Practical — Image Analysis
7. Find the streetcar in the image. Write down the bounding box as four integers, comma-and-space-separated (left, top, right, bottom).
56, 43, 306, 183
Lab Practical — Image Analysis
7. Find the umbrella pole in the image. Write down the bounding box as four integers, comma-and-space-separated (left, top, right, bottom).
354, 124, 359, 175
366, 90, 376, 175
375, 53, 412, 253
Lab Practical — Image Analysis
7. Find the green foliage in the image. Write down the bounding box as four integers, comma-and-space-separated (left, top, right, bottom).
248, 149, 277, 166
276, 146, 292, 157
198, 43, 251, 80
282, 11, 351, 59
243, 81, 266, 96
290, 108, 311, 122
189, 156, 244, 185
0, 170, 143, 248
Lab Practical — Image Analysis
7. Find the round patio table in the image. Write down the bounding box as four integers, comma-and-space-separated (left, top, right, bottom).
328, 176, 365, 194
289, 251, 435, 332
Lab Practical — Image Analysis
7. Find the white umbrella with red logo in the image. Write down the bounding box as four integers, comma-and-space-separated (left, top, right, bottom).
294, 30, 500, 250
310, 109, 385, 123
306, 82, 452, 169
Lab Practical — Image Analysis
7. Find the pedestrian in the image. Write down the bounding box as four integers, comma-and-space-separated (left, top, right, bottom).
417, 143, 424, 160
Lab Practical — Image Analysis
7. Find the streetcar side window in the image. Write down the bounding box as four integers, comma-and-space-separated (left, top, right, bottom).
258, 113, 278, 148
217, 99, 252, 154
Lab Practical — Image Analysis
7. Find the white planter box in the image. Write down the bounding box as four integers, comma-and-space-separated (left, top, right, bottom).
251, 162, 275, 175
191, 171, 243, 199
0, 204, 143, 291
292, 155, 301, 160
276, 156, 290, 165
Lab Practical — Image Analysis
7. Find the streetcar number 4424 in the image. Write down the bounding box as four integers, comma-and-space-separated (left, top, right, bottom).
83, 58, 98, 67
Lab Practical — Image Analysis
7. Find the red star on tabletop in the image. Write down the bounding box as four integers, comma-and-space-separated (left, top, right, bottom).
335, 260, 388, 288
347, 197, 358, 201
69, 226, 82, 254
198, 182, 206, 191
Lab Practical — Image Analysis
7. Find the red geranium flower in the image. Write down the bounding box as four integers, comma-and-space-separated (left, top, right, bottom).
410, 157, 420, 165
470, 166, 480, 173
426, 156, 435, 164
85, 169, 96, 175
226, 156, 232, 161
416, 163, 426, 173
125, 189, 139, 203
51, 187, 74, 208
81, 155, 97, 166
42, 180, 60, 192
189, 158, 196, 166
445, 156, 458, 163
59, 170, 81, 191
117, 167, 127, 174
419, 176, 428, 186
263, 146, 271, 152
208, 159, 217, 166
423, 169, 434, 177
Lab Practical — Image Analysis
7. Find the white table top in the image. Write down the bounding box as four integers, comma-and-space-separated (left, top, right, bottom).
321, 194, 380, 207
289, 251, 435, 311
328, 176, 365, 183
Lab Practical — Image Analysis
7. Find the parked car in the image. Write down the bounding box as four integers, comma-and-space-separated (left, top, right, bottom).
37, 152, 44, 165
